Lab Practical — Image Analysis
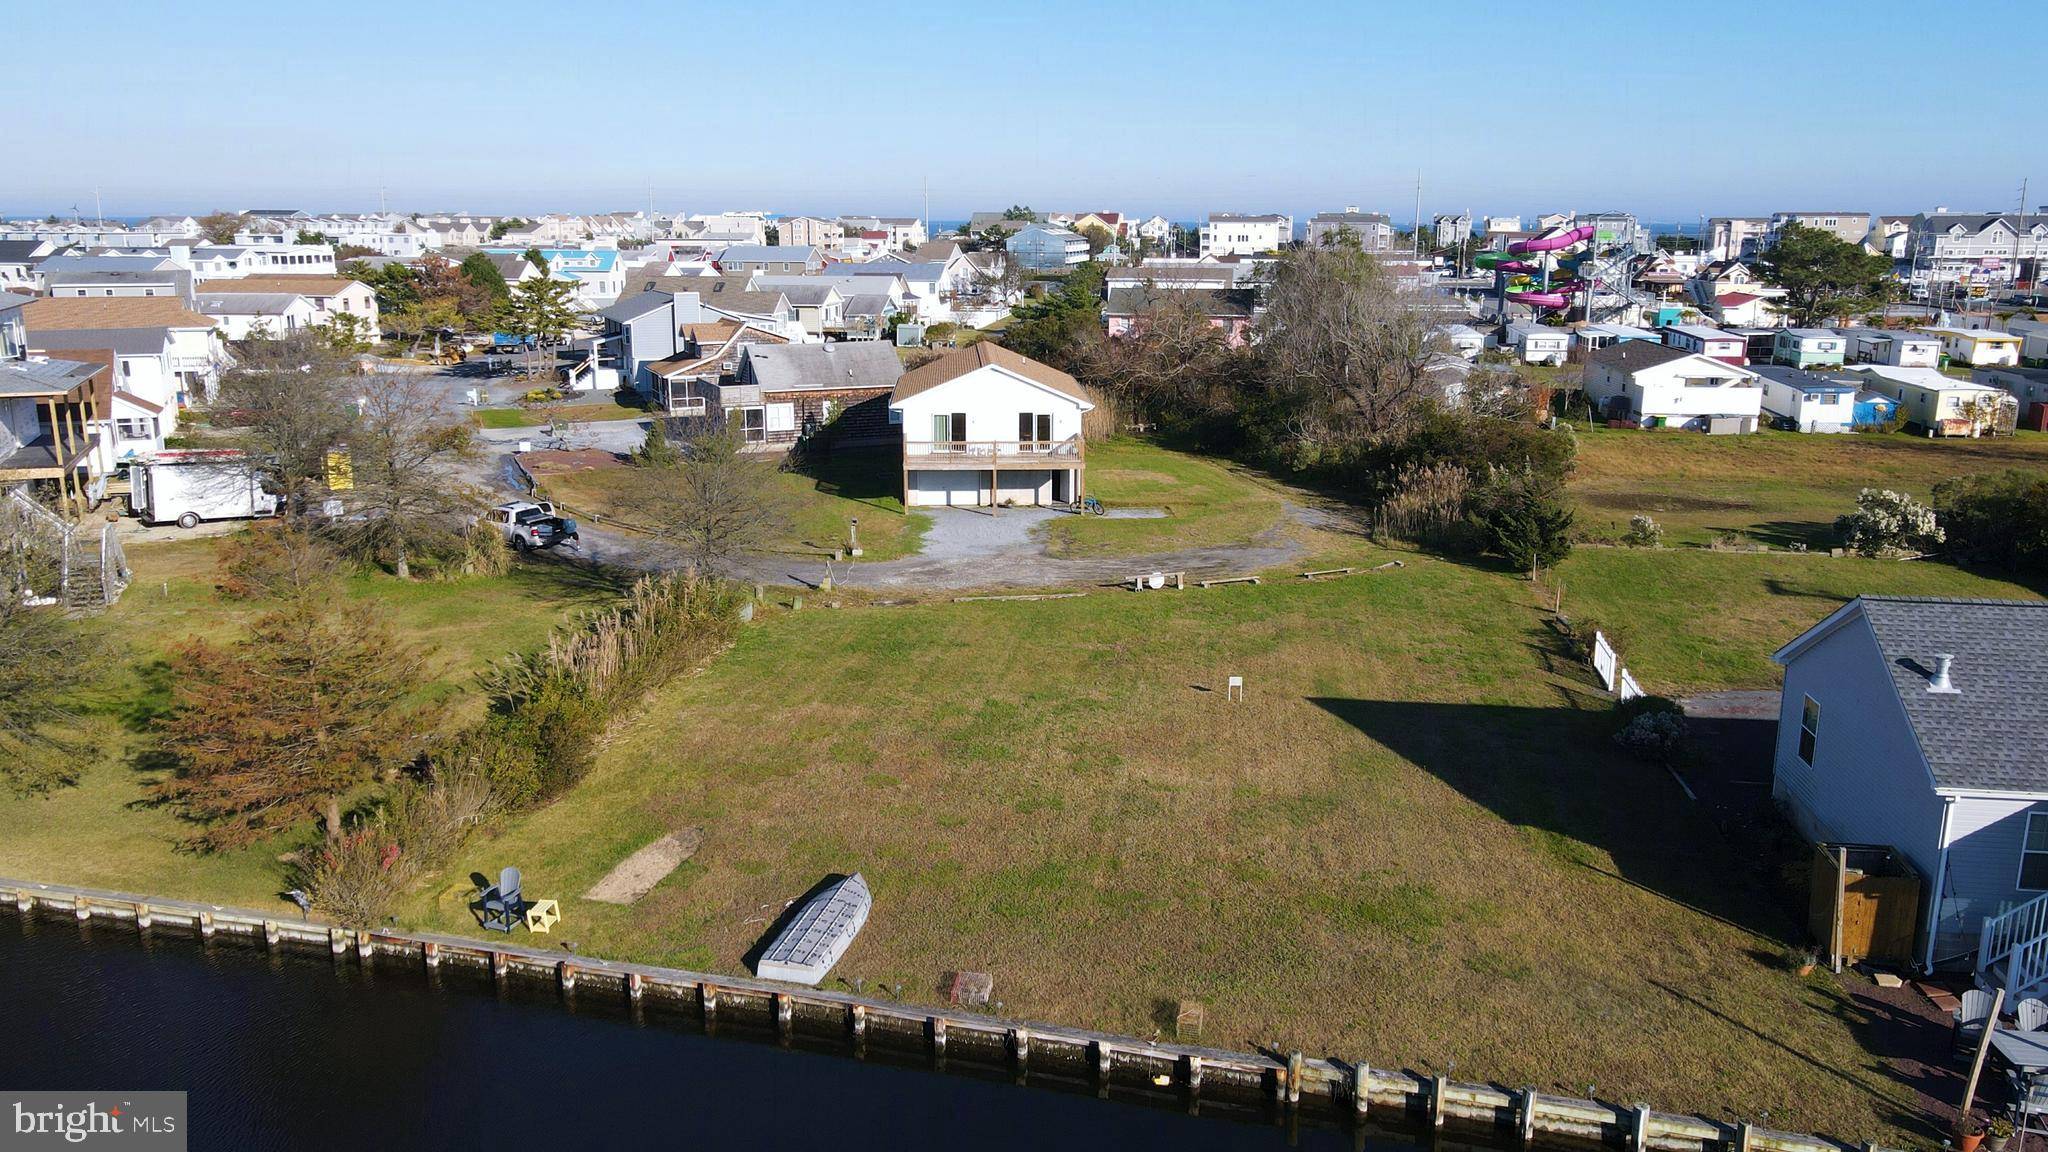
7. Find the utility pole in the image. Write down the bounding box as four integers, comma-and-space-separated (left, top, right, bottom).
93, 186, 102, 227
923, 175, 930, 248
2017, 178, 2030, 296
1412, 171, 1423, 259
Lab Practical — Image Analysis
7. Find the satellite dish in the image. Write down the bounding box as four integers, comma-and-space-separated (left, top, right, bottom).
1148, 572, 1165, 590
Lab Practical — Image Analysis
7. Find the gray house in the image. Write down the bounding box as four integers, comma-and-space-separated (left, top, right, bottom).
1773, 596, 2048, 980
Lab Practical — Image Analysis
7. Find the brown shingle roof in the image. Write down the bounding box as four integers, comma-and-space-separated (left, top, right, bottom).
195, 274, 362, 296
891, 342, 1088, 404
21, 297, 217, 331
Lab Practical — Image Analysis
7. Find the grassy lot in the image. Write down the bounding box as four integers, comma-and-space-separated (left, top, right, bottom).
534, 447, 932, 561
1569, 425, 2048, 547
1043, 439, 1292, 558
1552, 548, 2043, 693
474, 401, 650, 429
402, 545, 2012, 1144
0, 537, 624, 908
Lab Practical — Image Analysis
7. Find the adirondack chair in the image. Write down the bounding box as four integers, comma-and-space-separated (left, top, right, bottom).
2013, 1071, 2048, 1143
2019, 998, 2048, 1034
477, 866, 528, 933
1955, 988, 1996, 1054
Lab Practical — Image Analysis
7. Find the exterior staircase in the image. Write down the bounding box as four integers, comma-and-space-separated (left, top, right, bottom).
1978, 890, 2048, 999
1579, 241, 1659, 323
5, 489, 129, 614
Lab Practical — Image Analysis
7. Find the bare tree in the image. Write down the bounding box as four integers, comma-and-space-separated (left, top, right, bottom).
1255, 246, 1446, 443
330, 374, 485, 579
628, 424, 792, 574
1075, 289, 1246, 428
213, 331, 357, 515
0, 501, 112, 793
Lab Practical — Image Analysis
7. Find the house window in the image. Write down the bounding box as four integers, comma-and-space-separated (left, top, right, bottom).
1797, 695, 1820, 765
115, 417, 158, 441
2022, 813, 2048, 891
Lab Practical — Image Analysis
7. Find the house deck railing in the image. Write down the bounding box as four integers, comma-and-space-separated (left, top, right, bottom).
905, 437, 1083, 466
1981, 890, 2048, 995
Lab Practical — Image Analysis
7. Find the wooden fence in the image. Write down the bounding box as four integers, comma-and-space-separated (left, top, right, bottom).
1, 876, 1888, 1152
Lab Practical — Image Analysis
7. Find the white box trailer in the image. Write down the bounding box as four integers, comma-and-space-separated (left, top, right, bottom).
131, 451, 281, 528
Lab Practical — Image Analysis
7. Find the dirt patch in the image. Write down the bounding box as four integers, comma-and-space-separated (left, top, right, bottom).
1579, 491, 1754, 514
583, 828, 702, 905
518, 448, 625, 478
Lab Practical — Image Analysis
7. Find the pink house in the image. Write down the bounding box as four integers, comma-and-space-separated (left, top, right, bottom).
1103, 287, 1256, 348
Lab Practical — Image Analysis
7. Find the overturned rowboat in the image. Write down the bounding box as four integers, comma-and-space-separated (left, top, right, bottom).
755, 873, 871, 986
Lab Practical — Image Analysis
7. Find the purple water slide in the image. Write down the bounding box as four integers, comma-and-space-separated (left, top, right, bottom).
1504, 279, 1588, 309
1508, 224, 1597, 255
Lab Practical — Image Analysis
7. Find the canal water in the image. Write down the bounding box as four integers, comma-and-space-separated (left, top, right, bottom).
1, 918, 1362, 1150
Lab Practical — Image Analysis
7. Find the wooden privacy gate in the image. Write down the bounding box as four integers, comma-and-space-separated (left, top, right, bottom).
1808, 844, 1922, 968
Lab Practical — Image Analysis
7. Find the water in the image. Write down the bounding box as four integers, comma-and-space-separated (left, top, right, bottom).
0, 919, 1361, 1150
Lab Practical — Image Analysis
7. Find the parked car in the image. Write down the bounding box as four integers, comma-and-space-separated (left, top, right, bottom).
484, 500, 579, 551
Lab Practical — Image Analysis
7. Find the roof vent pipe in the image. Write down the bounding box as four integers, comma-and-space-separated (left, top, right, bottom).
1929, 654, 1958, 693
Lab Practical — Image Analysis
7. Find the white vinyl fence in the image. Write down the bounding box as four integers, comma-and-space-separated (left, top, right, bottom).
1591, 630, 1645, 701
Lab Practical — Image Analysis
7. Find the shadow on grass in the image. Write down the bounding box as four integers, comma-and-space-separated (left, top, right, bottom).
1710, 520, 1836, 549
786, 447, 907, 517
1308, 696, 1797, 944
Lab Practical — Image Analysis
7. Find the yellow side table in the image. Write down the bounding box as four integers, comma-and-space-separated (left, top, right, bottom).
524, 899, 561, 934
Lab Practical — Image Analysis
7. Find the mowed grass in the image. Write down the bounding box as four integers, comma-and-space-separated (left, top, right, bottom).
0, 536, 624, 908
473, 401, 650, 429
1570, 425, 2048, 547
1044, 439, 1291, 558
410, 548, 1976, 1144
1553, 548, 2044, 694
535, 447, 932, 561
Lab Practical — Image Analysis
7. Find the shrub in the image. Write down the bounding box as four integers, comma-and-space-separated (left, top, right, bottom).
1835, 487, 1943, 557
1469, 469, 1573, 575
214, 521, 340, 601
521, 387, 564, 404
1614, 709, 1688, 763
289, 774, 494, 927
1622, 514, 1662, 548
1369, 462, 1470, 544
1934, 469, 2048, 573
441, 572, 742, 807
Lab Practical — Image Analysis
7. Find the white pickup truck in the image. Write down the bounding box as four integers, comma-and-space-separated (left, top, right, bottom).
484, 500, 580, 551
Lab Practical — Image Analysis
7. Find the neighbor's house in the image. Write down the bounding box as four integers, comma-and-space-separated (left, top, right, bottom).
194, 290, 319, 340
1753, 365, 1862, 433
1496, 322, 1571, 366
1661, 323, 1748, 366
705, 341, 904, 448
1582, 341, 1762, 433
1974, 366, 2048, 431
0, 300, 111, 516
0, 239, 61, 292
1103, 287, 1256, 348
775, 283, 845, 340
193, 274, 377, 334
2001, 318, 2048, 365
1199, 213, 1292, 258
1707, 291, 1778, 328
715, 244, 823, 276
1006, 225, 1089, 272
889, 343, 1092, 508
1844, 328, 1942, 369
1771, 596, 2048, 975
1919, 327, 2021, 369
1766, 211, 1872, 247
1435, 323, 1486, 361
1104, 264, 1239, 292
1772, 328, 1847, 370
1305, 208, 1394, 252
643, 319, 788, 418
39, 254, 193, 303
1574, 324, 1663, 352
18, 296, 223, 414
1848, 365, 2017, 437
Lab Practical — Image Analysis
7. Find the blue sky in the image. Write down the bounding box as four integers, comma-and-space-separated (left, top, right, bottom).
3, 0, 2043, 226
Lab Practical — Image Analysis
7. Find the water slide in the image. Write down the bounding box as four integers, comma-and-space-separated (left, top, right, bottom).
1507, 224, 1597, 255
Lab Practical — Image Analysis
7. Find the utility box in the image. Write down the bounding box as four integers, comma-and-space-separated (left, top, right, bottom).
1808, 843, 1922, 967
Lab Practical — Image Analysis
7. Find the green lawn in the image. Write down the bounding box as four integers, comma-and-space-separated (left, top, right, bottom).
473, 401, 650, 429
535, 447, 932, 562
1044, 439, 1292, 558
394, 544, 2018, 1145
0, 537, 625, 908
1569, 425, 2048, 547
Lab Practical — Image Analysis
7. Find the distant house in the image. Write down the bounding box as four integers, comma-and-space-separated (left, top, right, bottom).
1135, 216, 1172, 243
1974, 366, 2048, 430
1583, 342, 1761, 433
1753, 365, 1862, 433
1006, 225, 1088, 272
1709, 291, 1776, 328
2004, 318, 2048, 365
1199, 213, 1291, 258
1848, 365, 2017, 437
1767, 211, 1873, 247
1103, 287, 1256, 347
713, 245, 823, 276
1305, 208, 1393, 252
706, 341, 904, 448
1435, 324, 1485, 361
0, 239, 61, 292
778, 217, 843, 250
888, 343, 1093, 508
1772, 328, 1847, 370
1918, 327, 2021, 369
1662, 323, 1748, 366
775, 284, 845, 340
1104, 264, 1238, 292
1496, 323, 1571, 366
1771, 595, 2048, 975
194, 291, 320, 340
1843, 328, 1942, 369
193, 274, 378, 334
1575, 324, 1663, 352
